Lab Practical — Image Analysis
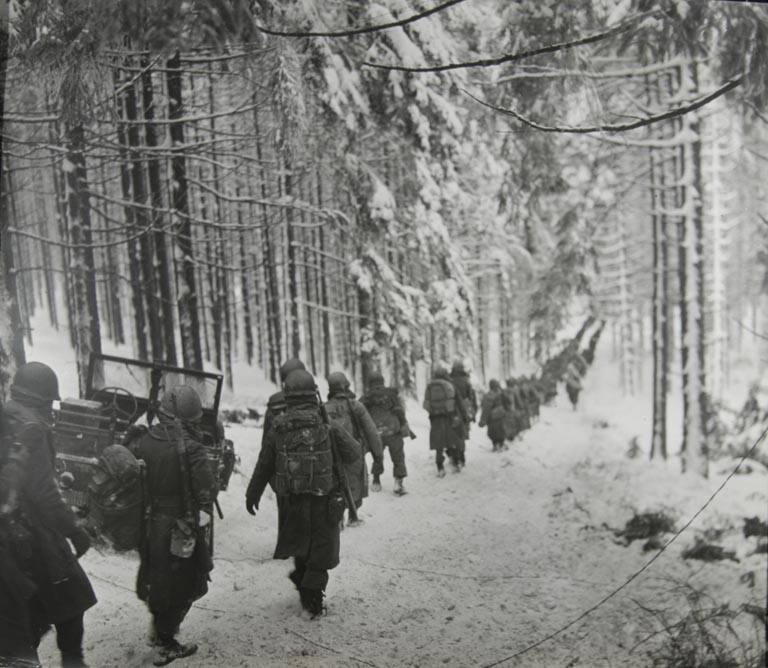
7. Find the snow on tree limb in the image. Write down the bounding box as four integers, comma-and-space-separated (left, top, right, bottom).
464, 76, 743, 134
254, 0, 467, 39
363, 11, 658, 73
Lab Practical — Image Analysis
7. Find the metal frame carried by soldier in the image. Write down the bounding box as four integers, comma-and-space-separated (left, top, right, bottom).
245, 368, 360, 618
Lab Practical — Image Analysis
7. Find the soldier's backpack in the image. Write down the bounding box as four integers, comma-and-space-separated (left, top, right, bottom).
425, 380, 456, 417
362, 388, 402, 438
87, 444, 144, 551
273, 409, 334, 496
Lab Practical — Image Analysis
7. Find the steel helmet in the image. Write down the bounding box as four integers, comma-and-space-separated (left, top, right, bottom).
368, 371, 385, 388
279, 358, 306, 384
160, 385, 203, 422
283, 369, 318, 400
327, 371, 350, 395
11, 362, 61, 402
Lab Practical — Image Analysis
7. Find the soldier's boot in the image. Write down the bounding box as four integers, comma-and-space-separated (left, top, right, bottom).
394, 477, 407, 496
304, 589, 326, 619
153, 640, 198, 666
436, 465, 446, 478
347, 513, 365, 528
288, 569, 303, 591
371, 474, 382, 493
61, 654, 88, 668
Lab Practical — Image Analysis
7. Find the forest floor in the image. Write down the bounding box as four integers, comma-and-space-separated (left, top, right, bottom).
38, 347, 767, 667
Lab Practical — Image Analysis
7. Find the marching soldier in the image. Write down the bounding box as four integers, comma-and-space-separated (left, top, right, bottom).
423, 366, 466, 476
324, 372, 383, 525
245, 369, 360, 617
450, 360, 477, 467
130, 385, 218, 666
0, 362, 96, 668
479, 379, 510, 452
360, 371, 413, 496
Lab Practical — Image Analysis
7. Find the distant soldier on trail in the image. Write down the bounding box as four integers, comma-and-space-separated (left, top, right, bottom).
324, 371, 384, 525
131, 385, 218, 666
564, 360, 583, 410
0, 362, 96, 668
503, 378, 527, 440
423, 366, 467, 476
245, 370, 360, 618
450, 360, 477, 467
360, 371, 414, 496
479, 380, 510, 452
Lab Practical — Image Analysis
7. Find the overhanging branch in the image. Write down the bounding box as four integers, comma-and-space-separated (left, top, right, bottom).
465, 75, 743, 134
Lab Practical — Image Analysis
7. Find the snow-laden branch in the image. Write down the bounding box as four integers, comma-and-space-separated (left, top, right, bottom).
363, 11, 656, 73
255, 0, 467, 38
466, 75, 743, 134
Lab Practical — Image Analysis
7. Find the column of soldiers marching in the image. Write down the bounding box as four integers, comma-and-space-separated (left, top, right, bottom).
0, 323, 603, 666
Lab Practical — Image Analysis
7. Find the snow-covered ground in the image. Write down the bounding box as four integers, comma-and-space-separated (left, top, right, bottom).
36, 341, 767, 667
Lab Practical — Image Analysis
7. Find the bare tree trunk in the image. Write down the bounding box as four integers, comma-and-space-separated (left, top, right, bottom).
648, 71, 669, 460
0, 167, 26, 396
64, 122, 102, 392
283, 158, 301, 359
142, 57, 177, 364
115, 70, 148, 360
253, 105, 280, 382
124, 71, 163, 360
316, 168, 332, 376
675, 63, 708, 477
166, 52, 203, 370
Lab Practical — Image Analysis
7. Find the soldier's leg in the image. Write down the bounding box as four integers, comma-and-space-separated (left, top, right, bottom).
152, 602, 191, 644
387, 437, 407, 479
435, 446, 446, 476
290, 556, 307, 590
55, 614, 85, 667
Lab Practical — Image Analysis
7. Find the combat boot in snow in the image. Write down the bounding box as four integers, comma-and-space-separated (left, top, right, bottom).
394, 477, 406, 496
371, 474, 382, 493
301, 589, 326, 618
153, 640, 198, 666
436, 465, 446, 478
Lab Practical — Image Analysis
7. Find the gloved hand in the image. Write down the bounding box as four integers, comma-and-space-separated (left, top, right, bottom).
245, 496, 258, 516
408, 429, 417, 440
69, 527, 91, 558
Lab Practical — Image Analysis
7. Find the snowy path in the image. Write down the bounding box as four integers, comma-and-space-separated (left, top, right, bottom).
40, 359, 767, 667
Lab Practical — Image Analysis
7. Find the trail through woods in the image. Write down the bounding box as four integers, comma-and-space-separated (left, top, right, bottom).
38, 343, 767, 667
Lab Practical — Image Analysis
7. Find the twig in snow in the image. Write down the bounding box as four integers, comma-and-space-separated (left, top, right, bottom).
286, 629, 380, 668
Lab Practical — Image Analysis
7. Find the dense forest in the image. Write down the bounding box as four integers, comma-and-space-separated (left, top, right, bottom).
1, 0, 767, 477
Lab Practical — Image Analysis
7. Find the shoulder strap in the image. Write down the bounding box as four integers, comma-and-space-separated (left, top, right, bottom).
345, 398, 362, 441
173, 424, 196, 522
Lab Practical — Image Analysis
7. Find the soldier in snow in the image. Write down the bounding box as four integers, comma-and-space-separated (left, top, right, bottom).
360, 371, 414, 496
324, 371, 383, 525
423, 366, 467, 476
246, 370, 360, 617
479, 379, 510, 452
131, 385, 218, 666
449, 360, 477, 467
0, 363, 96, 668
